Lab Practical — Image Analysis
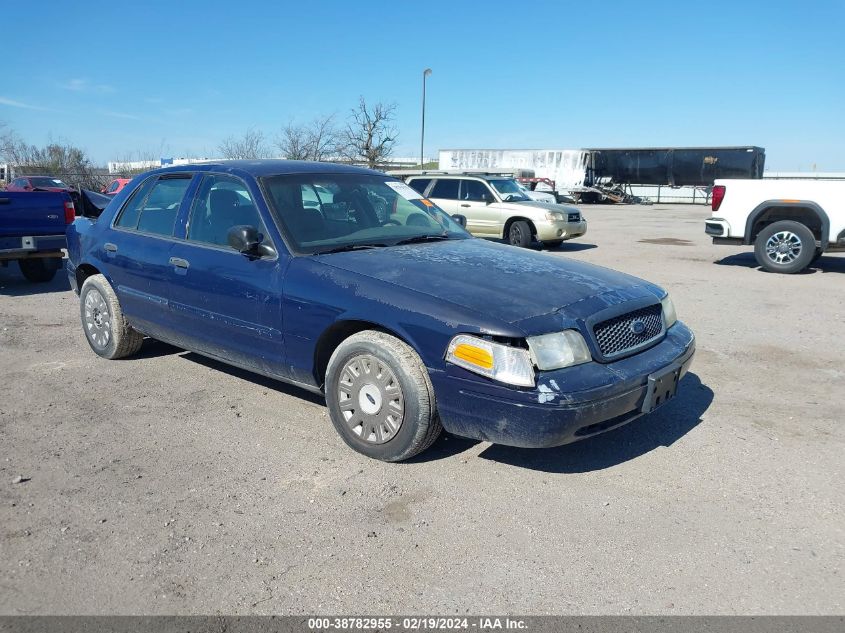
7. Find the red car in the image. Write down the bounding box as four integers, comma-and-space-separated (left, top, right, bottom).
6, 176, 74, 192
102, 178, 131, 195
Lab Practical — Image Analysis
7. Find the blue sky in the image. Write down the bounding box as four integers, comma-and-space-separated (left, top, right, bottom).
2, 0, 843, 170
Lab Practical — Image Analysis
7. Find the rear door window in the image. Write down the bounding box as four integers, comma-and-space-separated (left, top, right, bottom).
429, 179, 459, 200
115, 175, 192, 237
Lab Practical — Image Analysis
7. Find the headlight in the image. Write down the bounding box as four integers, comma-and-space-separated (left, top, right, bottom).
545, 211, 565, 221
661, 295, 678, 328
527, 330, 592, 370
446, 334, 535, 387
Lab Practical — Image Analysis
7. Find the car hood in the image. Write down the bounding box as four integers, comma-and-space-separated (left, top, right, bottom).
317, 239, 660, 329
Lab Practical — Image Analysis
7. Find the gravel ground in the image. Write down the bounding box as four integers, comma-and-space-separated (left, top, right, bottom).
1, 204, 842, 615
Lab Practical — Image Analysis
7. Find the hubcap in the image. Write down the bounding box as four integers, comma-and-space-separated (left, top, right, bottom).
765, 231, 802, 264
510, 225, 522, 244
84, 288, 111, 348
337, 354, 404, 444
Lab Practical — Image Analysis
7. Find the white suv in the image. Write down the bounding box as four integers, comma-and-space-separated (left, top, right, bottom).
405, 174, 587, 248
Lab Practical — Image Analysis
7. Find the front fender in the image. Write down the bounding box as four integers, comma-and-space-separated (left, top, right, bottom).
281, 257, 526, 386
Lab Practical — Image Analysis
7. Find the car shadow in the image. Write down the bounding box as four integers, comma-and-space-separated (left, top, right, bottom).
0, 261, 71, 296
178, 351, 327, 406
541, 242, 598, 252
482, 237, 598, 252
714, 252, 845, 274
475, 372, 712, 473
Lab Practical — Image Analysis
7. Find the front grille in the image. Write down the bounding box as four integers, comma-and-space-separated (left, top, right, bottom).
593, 303, 663, 358
568, 212, 581, 222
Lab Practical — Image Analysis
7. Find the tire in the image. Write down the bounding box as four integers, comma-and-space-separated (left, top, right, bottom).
753, 220, 816, 274
507, 220, 532, 248
79, 274, 144, 359
543, 240, 564, 249
325, 331, 442, 462
18, 258, 58, 283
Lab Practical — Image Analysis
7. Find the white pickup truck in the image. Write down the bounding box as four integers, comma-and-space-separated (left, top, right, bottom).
706, 179, 845, 273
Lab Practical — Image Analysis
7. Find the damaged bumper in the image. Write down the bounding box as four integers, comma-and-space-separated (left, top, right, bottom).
430, 322, 695, 448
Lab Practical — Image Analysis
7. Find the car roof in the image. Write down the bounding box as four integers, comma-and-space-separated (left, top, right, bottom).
147, 159, 386, 179
407, 173, 509, 181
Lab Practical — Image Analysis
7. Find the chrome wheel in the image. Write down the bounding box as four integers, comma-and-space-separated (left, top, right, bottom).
765, 231, 802, 264
337, 354, 404, 444
84, 288, 111, 349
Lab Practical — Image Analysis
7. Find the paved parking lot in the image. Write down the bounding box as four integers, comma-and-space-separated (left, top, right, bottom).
1, 204, 843, 615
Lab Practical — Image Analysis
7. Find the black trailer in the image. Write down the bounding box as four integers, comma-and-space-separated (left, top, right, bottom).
585, 146, 765, 187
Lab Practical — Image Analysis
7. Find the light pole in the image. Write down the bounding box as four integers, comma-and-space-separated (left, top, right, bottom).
421, 68, 432, 168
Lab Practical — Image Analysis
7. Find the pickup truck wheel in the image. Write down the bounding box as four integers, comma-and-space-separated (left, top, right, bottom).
543, 240, 564, 249
325, 331, 442, 462
754, 221, 816, 274
79, 274, 144, 359
508, 220, 532, 248
18, 258, 58, 283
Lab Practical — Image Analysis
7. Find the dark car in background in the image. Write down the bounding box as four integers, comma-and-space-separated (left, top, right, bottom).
66, 160, 694, 461
6, 176, 74, 193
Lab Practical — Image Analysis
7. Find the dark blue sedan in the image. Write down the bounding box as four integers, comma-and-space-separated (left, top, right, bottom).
66, 160, 695, 461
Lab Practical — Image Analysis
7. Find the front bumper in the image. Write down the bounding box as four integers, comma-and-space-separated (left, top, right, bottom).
535, 220, 587, 241
430, 322, 695, 448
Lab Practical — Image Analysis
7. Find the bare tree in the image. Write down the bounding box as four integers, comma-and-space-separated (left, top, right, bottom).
339, 98, 398, 169
275, 122, 311, 160
275, 114, 339, 162
218, 128, 270, 160
0, 126, 106, 189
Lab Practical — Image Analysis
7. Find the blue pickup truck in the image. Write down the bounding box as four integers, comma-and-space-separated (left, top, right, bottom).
0, 191, 75, 282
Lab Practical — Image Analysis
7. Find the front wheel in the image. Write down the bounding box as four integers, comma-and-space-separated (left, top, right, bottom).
507, 220, 532, 248
18, 258, 58, 283
79, 274, 144, 359
753, 221, 816, 274
325, 331, 442, 461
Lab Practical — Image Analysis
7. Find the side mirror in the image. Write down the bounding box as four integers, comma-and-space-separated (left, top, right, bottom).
227, 225, 274, 258
451, 214, 467, 228
483, 193, 494, 205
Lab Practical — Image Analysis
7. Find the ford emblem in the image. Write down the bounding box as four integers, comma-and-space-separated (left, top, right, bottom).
630, 319, 646, 335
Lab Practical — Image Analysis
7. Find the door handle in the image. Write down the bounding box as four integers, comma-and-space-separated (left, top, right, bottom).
104, 243, 118, 252
169, 257, 189, 269
0, 197, 10, 205
460, 203, 471, 208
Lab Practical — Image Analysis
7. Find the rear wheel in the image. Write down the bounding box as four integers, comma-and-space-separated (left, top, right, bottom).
754, 220, 816, 274
79, 274, 144, 359
18, 258, 58, 283
507, 220, 532, 248
325, 331, 442, 461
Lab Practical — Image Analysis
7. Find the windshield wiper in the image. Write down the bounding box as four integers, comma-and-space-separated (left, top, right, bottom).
392, 233, 450, 246
314, 243, 387, 255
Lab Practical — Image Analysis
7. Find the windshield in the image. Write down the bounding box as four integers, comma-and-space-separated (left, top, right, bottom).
488, 178, 530, 202
30, 177, 69, 188
261, 174, 470, 254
